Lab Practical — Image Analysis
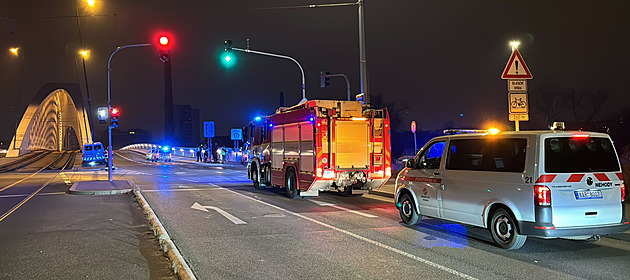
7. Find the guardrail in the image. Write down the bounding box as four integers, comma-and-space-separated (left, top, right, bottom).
121, 143, 246, 163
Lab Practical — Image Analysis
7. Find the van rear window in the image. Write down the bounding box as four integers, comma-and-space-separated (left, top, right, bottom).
545, 137, 619, 172
94, 145, 101, 150
84, 146, 93, 151
446, 138, 527, 172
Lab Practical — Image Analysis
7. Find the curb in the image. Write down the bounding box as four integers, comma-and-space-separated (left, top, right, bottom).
368, 190, 394, 199
67, 180, 134, 195
134, 189, 197, 280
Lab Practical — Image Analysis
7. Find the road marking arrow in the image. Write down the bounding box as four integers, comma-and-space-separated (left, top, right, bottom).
191, 202, 247, 224
310, 200, 377, 218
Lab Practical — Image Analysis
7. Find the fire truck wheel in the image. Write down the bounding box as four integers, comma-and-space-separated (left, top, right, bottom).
286, 169, 299, 199
252, 164, 264, 190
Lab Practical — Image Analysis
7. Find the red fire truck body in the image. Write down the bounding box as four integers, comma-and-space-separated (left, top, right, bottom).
246, 100, 391, 197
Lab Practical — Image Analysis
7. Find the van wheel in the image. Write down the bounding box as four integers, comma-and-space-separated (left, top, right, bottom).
285, 169, 299, 199
489, 208, 527, 250
252, 165, 264, 190
399, 194, 420, 225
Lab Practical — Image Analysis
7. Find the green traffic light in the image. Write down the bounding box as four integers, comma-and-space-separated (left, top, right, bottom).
221, 52, 235, 68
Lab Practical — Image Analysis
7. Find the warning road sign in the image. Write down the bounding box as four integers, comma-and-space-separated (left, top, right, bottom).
509, 92, 529, 114
501, 48, 533, 79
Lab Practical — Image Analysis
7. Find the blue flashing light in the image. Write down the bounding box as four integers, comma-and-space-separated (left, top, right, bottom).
309, 117, 314, 122
162, 146, 170, 152
269, 123, 273, 127
254, 116, 262, 122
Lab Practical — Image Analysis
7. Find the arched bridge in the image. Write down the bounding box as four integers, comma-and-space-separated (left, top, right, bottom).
7, 83, 92, 157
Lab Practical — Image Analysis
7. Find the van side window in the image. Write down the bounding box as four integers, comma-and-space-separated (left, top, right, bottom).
446, 138, 527, 172
416, 141, 445, 169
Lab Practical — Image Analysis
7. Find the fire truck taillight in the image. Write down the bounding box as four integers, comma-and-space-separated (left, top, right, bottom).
535, 185, 551, 206
385, 167, 391, 177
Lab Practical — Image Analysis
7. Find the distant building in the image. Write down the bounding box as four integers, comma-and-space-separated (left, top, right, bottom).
173, 105, 200, 147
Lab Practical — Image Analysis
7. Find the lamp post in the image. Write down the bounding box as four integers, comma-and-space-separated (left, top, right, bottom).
227, 43, 308, 104
10, 47, 25, 150
106, 43, 150, 182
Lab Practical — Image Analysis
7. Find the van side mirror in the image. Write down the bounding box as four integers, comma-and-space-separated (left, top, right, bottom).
405, 159, 415, 169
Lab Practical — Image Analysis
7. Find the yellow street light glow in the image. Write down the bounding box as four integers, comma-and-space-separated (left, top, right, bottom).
488, 128, 500, 135
79, 49, 90, 58
9, 47, 19, 56
86, 0, 95, 7
509, 41, 520, 50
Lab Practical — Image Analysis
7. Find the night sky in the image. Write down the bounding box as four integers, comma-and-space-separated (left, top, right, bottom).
1, 0, 629, 146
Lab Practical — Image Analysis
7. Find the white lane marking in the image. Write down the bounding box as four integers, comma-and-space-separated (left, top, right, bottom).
116, 152, 153, 165
205, 183, 478, 280
191, 202, 247, 225
310, 199, 378, 218
181, 178, 199, 183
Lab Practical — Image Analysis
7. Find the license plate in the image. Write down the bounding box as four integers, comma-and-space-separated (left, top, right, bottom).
574, 190, 603, 200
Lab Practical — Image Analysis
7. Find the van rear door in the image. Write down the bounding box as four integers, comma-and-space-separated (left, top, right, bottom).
540, 134, 623, 227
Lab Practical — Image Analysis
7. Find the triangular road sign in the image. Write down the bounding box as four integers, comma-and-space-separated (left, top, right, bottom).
501, 48, 533, 79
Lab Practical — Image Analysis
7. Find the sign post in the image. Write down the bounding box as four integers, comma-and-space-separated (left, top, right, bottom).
231, 128, 242, 163
501, 48, 533, 131
204, 121, 215, 160
411, 121, 417, 154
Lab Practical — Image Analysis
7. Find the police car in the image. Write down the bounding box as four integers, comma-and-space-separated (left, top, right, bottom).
146, 146, 173, 162
395, 125, 628, 249
82, 142, 107, 166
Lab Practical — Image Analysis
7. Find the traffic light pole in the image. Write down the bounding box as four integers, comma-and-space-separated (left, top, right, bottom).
107, 43, 150, 182
321, 73, 351, 101
230, 46, 307, 104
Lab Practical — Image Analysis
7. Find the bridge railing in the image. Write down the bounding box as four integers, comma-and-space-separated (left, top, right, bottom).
121, 143, 245, 163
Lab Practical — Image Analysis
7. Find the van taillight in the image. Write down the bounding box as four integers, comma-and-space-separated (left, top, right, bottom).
535, 185, 551, 206
622, 183, 626, 202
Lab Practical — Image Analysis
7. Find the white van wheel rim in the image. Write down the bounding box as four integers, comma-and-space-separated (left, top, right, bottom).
495, 216, 513, 241
401, 200, 413, 218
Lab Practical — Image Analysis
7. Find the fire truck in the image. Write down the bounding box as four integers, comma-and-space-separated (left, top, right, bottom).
246, 100, 391, 198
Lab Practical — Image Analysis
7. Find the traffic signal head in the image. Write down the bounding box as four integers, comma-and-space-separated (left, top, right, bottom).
110, 107, 119, 128
155, 33, 173, 63
221, 39, 235, 68
320, 71, 330, 88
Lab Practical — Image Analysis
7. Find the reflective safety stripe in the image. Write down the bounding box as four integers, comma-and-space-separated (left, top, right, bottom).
594, 173, 610, 182
535, 174, 557, 183
615, 173, 623, 180
401, 176, 442, 184
566, 174, 584, 182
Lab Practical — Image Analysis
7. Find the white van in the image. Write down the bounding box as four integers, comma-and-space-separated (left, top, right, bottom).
395, 129, 628, 249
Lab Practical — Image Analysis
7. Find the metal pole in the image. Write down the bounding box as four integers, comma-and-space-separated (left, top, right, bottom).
81, 58, 95, 141
231, 47, 307, 104
107, 43, 150, 182
414, 132, 418, 154
358, 0, 369, 105
325, 73, 351, 101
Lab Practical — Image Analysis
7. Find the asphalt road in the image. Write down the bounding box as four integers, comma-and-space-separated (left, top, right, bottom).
112, 150, 630, 280
0, 152, 176, 280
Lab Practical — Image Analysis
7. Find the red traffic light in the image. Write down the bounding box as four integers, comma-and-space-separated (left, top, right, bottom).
110, 107, 120, 117
159, 36, 169, 46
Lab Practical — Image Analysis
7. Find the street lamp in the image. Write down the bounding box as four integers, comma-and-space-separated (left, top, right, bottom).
223, 40, 308, 104
79, 49, 90, 58
510, 41, 520, 51
86, 0, 95, 7
106, 43, 150, 182
9, 47, 18, 56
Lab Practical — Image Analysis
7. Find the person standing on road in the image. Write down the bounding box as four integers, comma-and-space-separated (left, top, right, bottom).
196, 144, 203, 162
